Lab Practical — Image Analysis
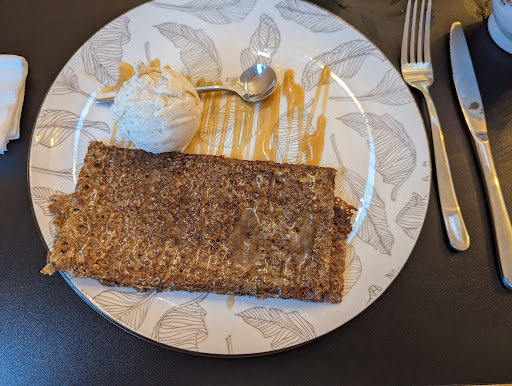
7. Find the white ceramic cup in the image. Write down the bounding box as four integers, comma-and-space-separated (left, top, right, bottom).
488, 0, 512, 54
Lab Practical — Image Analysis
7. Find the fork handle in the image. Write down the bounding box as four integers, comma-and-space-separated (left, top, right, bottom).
422, 89, 470, 251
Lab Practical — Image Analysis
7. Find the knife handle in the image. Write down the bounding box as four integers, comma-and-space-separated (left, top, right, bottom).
423, 90, 470, 251
474, 139, 512, 289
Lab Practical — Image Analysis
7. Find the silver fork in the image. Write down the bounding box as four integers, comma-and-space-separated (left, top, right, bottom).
401, 0, 470, 251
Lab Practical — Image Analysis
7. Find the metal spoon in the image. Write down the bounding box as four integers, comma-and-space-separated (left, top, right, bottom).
95, 64, 278, 106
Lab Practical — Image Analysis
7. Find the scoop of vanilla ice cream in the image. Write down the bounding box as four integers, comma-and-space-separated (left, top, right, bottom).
111, 62, 201, 153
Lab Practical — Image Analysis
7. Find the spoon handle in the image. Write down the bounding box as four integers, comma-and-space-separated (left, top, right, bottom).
94, 84, 238, 106
195, 85, 236, 94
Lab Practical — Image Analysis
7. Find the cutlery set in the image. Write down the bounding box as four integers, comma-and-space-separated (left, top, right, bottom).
401, 0, 512, 288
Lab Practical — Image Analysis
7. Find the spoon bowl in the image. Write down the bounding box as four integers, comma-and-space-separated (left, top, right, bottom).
187, 64, 277, 102
95, 64, 278, 106
234, 64, 277, 102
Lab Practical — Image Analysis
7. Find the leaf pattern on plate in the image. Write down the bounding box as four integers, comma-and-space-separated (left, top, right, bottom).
226, 335, 233, 354
151, 0, 257, 24
27, 0, 431, 355
330, 69, 411, 105
275, 0, 347, 33
241, 14, 280, 70
155, 22, 222, 84
49, 220, 58, 239
385, 269, 398, 280
422, 160, 430, 181
396, 192, 428, 239
302, 40, 385, 91
331, 132, 393, 254
343, 245, 362, 296
276, 99, 314, 163
81, 15, 130, 87
335, 166, 394, 255
33, 110, 110, 148
93, 290, 157, 330
236, 307, 316, 350
338, 113, 416, 200
31, 187, 65, 216
152, 293, 208, 351
48, 220, 58, 250
50, 66, 90, 98
31, 164, 82, 181
367, 285, 383, 304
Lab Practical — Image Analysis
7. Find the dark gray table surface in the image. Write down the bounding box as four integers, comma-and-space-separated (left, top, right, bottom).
2, 0, 512, 384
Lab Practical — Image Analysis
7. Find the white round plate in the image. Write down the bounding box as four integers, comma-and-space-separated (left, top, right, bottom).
29, 0, 430, 355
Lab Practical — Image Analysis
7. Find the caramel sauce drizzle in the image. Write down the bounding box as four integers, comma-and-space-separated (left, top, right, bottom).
110, 123, 118, 146
105, 62, 332, 167
253, 82, 281, 162
216, 93, 232, 156
208, 81, 223, 155
302, 66, 330, 166
230, 98, 255, 160
185, 66, 330, 166
282, 70, 304, 163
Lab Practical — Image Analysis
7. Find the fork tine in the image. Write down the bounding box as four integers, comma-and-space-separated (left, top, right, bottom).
401, 0, 412, 66
417, 0, 426, 62
410, 0, 418, 63
424, 0, 432, 63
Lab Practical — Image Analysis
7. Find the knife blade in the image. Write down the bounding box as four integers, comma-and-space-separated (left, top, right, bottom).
450, 21, 512, 290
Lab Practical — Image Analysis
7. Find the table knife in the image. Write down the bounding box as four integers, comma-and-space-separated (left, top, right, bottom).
450, 21, 512, 289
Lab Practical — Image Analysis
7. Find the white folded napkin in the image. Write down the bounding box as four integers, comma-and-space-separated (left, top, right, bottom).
0, 55, 28, 154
